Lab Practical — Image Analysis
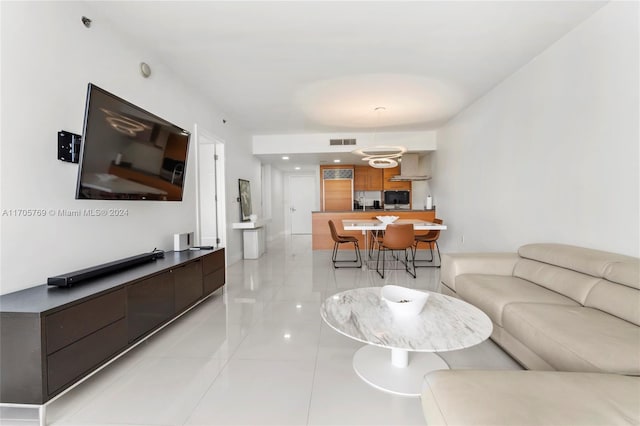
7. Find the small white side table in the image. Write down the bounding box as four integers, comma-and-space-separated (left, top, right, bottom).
232, 219, 269, 259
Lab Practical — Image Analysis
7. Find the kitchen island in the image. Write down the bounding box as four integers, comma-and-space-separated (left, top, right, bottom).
312, 209, 436, 250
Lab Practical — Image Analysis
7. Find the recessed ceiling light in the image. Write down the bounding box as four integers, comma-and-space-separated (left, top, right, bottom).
295, 166, 301, 170
333, 159, 341, 163
282, 156, 289, 160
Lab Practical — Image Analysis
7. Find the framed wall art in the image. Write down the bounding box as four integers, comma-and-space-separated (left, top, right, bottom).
238, 179, 252, 221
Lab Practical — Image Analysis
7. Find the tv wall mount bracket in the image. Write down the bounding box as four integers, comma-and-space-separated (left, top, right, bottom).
58, 130, 81, 163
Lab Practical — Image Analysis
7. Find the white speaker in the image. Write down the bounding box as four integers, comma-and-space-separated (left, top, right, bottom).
173, 232, 194, 251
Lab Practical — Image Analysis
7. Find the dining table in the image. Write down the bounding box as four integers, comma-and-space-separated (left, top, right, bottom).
342, 219, 447, 268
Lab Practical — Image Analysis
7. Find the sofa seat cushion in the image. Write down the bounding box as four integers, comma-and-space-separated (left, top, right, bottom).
456, 274, 578, 326
421, 370, 640, 426
503, 303, 640, 374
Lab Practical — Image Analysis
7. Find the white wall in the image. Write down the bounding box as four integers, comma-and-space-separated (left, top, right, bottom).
0, 2, 256, 293
265, 167, 285, 241
253, 131, 436, 155
223, 135, 262, 266
411, 153, 433, 209
431, 2, 639, 257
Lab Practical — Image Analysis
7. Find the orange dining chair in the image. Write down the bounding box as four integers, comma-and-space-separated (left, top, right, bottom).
368, 216, 384, 258
376, 223, 416, 278
413, 218, 443, 267
328, 220, 362, 268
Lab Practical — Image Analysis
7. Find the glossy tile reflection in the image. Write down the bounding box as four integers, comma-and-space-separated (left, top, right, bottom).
45, 235, 520, 426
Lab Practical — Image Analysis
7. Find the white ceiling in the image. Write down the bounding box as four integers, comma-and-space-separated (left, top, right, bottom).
85, 1, 605, 138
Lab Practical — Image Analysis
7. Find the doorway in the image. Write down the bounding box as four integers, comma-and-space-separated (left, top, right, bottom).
289, 175, 316, 234
195, 125, 226, 249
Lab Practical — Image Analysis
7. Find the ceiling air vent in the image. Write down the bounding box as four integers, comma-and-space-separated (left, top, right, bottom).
329, 138, 357, 146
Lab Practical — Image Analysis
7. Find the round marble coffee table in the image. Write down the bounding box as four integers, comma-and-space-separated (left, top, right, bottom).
320, 287, 493, 397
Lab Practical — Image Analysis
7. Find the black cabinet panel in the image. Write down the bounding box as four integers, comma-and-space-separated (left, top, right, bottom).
47, 319, 127, 395
46, 289, 125, 354
203, 249, 225, 296
203, 249, 224, 275
0, 313, 45, 404
127, 272, 174, 342
174, 260, 203, 313
0, 248, 225, 405
204, 268, 225, 295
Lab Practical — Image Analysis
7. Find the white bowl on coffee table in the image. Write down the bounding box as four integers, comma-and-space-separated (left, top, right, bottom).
381, 285, 429, 316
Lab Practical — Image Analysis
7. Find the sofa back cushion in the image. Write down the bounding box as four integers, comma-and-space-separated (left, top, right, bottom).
513, 259, 600, 304
604, 260, 640, 289
518, 244, 636, 278
518, 244, 640, 322
585, 279, 640, 326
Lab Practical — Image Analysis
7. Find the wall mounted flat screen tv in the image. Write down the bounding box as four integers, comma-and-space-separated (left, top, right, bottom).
75, 84, 191, 201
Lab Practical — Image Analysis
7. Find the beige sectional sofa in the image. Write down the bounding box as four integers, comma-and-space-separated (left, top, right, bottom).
421, 243, 640, 425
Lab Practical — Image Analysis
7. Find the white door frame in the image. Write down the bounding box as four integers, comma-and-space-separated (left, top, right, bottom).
194, 124, 226, 250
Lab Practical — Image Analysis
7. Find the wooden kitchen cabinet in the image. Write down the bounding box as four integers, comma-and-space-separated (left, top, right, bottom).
320, 165, 354, 211
324, 180, 353, 211
383, 166, 411, 190
354, 166, 383, 191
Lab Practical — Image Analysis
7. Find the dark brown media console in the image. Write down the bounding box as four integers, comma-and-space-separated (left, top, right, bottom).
0, 248, 225, 405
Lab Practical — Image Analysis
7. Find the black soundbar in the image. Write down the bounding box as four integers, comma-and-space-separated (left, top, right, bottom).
47, 251, 165, 288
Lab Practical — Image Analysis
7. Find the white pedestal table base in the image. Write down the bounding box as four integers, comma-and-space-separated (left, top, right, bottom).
352, 345, 449, 397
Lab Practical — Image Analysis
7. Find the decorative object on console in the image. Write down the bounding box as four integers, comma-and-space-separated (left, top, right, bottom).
173, 232, 194, 251
238, 179, 252, 221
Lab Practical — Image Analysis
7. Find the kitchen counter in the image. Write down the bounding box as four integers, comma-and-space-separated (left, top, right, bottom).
312, 209, 436, 250
312, 209, 435, 213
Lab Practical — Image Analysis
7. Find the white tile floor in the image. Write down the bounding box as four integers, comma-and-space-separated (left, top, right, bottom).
37, 235, 521, 426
